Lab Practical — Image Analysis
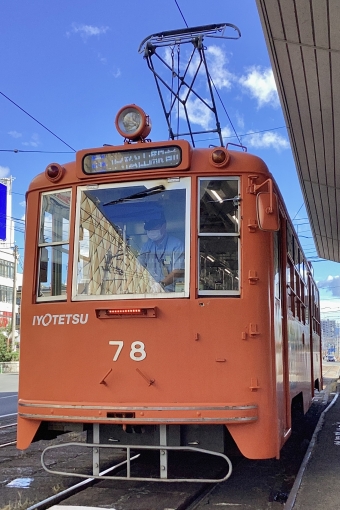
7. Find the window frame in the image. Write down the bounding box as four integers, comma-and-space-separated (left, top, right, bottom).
0, 284, 13, 303
197, 176, 240, 296
36, 188, 72, 302
0, 260, 14, 279
72, 178, 191, 301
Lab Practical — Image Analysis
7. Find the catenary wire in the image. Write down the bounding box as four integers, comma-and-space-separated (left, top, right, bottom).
0, 90, 76, 152
1, 126, 289, 153
0, 149, 74, 154
210, 77, 243, 146
173, 0, 189, 27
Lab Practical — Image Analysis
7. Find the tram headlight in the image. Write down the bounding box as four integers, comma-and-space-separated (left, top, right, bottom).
115, 105, 152, 141
45, 163, 65, 182
211, 148, 230, 167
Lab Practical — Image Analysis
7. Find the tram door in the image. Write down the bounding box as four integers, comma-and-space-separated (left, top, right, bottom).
274, 219, 290, 436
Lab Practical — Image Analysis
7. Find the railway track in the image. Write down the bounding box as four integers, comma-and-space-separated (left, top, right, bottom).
26, 474, 222, 510
25, 450, 233, 510
0, 421, 17, 448
0, 392, 333, 510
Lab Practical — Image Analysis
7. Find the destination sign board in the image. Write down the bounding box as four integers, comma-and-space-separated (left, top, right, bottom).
83, 146, 181, 174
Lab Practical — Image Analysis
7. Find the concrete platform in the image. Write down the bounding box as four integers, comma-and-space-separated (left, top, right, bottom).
286, 385, 340, 509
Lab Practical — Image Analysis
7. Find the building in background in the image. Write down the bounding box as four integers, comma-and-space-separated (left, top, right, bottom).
0, 177, 22, 341
321, 318, 339, 358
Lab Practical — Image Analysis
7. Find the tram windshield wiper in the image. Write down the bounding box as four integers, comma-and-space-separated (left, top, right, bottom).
103, 185, 166, 206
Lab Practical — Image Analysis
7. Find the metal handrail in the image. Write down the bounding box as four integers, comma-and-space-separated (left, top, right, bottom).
41, 442, 233, 483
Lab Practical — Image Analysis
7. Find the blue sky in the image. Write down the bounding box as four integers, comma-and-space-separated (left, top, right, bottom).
0, 0, 339, 318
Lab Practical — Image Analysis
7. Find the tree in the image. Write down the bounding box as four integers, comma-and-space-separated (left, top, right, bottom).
0, 329, 18, 362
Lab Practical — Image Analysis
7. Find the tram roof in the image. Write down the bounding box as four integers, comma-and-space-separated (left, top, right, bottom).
256, 0, 340, 262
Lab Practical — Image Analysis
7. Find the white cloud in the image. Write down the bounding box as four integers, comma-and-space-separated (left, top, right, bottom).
69, 23, 109, 40
22, 133, 40, 148
0, 166, 10, 177
163, 47, 172, 67
221, 125, 233, 142
112, 68, 121, 78
239, 66, 279, 108
318, 275, 340, 297
205, 46, 235, 90
186, 45, 235, 91
235, 111, 245, 130
8, 130, 22, 139
97, 52, 107, 64
179, 96, 214, 130
246, 131, 290, 151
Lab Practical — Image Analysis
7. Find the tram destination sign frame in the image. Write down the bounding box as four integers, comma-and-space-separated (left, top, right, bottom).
83, 146, 182, 175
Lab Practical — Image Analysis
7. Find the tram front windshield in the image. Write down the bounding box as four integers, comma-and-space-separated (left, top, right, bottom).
73, 178, 190, 300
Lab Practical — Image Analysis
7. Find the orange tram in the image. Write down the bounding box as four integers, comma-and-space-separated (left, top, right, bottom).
17, 103, 321, 482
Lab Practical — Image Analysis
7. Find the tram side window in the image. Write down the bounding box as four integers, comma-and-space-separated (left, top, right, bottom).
305, 284, 309, 325
287, 253, 307, 324
287, 223, 294, 260
295, 271, 300, 318
198, 178, 240, 295
312, 285, 320, 335
287, 258, 295, 314
274, 231, 281, 299
37, 190, 71, 301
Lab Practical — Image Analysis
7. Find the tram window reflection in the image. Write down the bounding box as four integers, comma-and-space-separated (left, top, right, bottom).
74, 179, 189, 299
199, 237, 239, 292
37, 190, 71, 301
198, 178, 240, 295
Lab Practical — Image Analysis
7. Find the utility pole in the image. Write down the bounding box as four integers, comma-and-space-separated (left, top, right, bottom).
11, 245, 18, 351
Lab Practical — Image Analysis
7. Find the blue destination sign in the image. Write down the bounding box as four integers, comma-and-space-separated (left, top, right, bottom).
83, 146, 181, 174
0, 182, 7, 241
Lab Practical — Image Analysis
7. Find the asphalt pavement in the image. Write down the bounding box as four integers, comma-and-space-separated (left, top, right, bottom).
0, 374, 18, 416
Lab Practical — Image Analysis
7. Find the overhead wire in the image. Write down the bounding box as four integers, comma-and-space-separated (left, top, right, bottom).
0, 149, 74, 154
292, 203, 305, 221
173, 0, 188, 27
0, 211, 26, 221
194, 125, 288, 145
0, 90, 76, 152
210, 78, 243, 146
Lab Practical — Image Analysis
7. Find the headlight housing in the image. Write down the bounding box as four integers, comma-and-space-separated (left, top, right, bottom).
115, 105, 152, 141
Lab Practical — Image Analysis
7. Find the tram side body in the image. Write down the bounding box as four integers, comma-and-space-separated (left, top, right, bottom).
17, 145, 322, 463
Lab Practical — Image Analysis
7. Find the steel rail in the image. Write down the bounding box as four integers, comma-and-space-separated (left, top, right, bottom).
0, 440, 16, 448
26, 454, 140, 510
0, 422, 17, 429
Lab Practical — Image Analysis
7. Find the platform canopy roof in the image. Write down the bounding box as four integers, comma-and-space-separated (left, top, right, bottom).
256, 0, 340, 262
